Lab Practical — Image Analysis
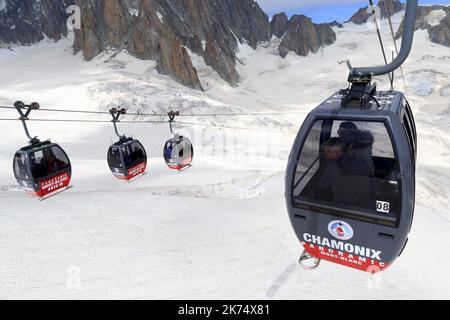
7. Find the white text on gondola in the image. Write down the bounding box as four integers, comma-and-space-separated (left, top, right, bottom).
303, 233, 382, 261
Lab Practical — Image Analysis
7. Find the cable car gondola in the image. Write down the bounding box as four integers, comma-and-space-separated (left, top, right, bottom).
285, 0, 418, 273
163, 111, 194, 171
107, 108, 147, 181
12, 101, 72, 199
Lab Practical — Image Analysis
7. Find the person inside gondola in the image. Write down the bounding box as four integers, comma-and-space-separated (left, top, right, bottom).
338, 121, 358, 145
41, 149, 68, 176
122, 147, 132, 167
319, 132, 374, 209
338, 129, 375, 177
165, 142, 173, 161
131, 146, 143, 165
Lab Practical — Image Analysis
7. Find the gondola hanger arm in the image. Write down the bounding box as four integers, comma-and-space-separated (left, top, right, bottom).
14, 101, 41, 144
109, 108, 127, 123
14, 101, 40, 120
168, 111, 180, 122
168, 111, 180, 135
348, 0, 418, 81
109, 108, 127, 139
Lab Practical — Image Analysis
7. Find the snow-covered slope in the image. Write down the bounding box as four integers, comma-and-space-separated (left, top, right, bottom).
0, 10, 449, 299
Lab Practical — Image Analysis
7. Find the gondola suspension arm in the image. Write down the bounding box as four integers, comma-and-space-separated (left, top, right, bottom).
14, 101, 41, 145
168, 111, 180, 135
109, 108, 127, 140
348, 0, 418, 81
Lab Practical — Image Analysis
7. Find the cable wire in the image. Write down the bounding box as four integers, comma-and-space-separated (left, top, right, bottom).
382, 0, 408, 91
0, 105, 305, 118
369, 0, 393, 85
0, 118, 165, 124
0, 118, 296, 134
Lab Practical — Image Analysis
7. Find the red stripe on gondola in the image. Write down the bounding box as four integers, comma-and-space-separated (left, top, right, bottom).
36, 172, 71, 198
125, 162, 147, 180
302, 242, 388, 273
167, 157, 192, 171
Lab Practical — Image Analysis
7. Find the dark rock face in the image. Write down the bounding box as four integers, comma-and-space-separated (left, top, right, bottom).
378, 0, 403, 19
278, 15, 336, 58
348, 0, 403, 25
328, 20, 344, 28
271, 12, 288, 38
348, 7, 372, 25
148, 0, 271, 86
396, 5, 450, 47
128, 0, 203, 89
1, 0, 339, 89
0, 0, 73, 46
74, 0, 271, 88
429, 13, 450, 47
73, 0, 131, 61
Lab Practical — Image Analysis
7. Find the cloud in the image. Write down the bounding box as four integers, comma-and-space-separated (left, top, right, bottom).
257, 0, 363, 13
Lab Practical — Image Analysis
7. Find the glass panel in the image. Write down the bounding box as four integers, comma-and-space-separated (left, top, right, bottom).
14, 153, 29, 180
404, 102, 417, 159
30, 146, 70, 180
164, 141, 173, 161
405, 101, 417, 144
108, 147, 122, 168
129, 142, 146, 166
121, 146, 131, 167
403, 115, 415, 158
293, 120, 401, 223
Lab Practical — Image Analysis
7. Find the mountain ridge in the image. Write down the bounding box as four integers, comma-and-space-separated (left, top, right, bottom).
1, 0, 449, 90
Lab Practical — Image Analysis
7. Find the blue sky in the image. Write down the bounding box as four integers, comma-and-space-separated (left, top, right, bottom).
257, 0, 450, 23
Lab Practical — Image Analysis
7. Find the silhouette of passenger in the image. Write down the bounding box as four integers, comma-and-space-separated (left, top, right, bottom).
41, 149, 67, 176
319, 135, 374, 209
123, 148, 132, 166
131, 147, 143, 164
165, 142, 173, 161
338, 130, 375, 176
338, 122, 358, 146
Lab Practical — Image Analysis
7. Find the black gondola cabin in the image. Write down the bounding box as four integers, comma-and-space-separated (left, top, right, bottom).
13, 141, 72, 198
107, 138, 147, 181
286, 0, 419, 272
285, 90, 417, 272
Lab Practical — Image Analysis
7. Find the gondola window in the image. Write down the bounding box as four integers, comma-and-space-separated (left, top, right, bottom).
293, 120, 402, 223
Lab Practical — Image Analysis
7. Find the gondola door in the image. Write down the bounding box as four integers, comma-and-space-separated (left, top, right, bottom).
108, 145, 127, 180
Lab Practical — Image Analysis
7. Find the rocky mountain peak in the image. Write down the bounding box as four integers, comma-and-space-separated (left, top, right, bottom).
396, 5, 450, 47
278, 14, 336, 58
348, 0, 403, 25
270, 12, 289, 38
0, 0, 72, 46
1, 0, 338, 90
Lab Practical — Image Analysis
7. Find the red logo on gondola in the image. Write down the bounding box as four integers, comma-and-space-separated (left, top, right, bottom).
38, 172, 71, 197
127, 162, 146, 179
336, 227, 345, 238
328, 220, 354, 240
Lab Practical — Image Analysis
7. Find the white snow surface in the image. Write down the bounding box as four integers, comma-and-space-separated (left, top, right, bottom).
0, 15, 450, 299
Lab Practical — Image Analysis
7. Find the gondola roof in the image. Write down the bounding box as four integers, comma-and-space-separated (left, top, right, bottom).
19, 140, 54, 152
315, 90, 405, 115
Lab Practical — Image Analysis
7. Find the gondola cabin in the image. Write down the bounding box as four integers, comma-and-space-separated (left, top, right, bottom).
285, 90, 417, 272
163, 135, 194, 171
13, 141, 72, 198
107, 138, 147, 181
